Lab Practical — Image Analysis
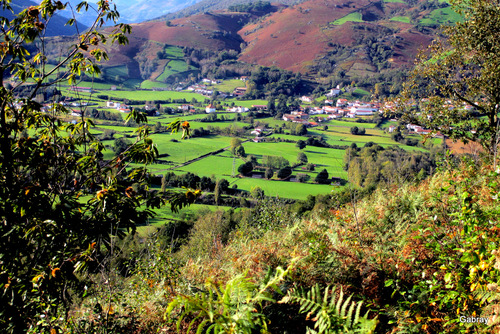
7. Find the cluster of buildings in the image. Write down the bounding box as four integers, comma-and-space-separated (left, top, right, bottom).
106, 101, 131, 113
281, 100, 383, 127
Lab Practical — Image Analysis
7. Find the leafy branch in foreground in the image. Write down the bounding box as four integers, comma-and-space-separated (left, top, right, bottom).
280, 284, 378, 334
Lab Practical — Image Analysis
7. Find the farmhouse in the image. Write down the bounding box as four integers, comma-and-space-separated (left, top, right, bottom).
206, 104, 216, 113
252, 105, 267, 111
106, 101, 121, 109
336, 99, 348, 107
178, 104, 193, 111
228, 106, 249, 113
300, 96, 313, 103
233, 87, 247, 96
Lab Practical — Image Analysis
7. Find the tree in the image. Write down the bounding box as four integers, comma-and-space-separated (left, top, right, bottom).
235, 145, 246, 157
296, 140, 307, 150
238, 161, 254, 175
297, 152, 308, 164
230, 138, 243, 154
350, 126, 359, 135
398, 0, 500, 154
315, 169, 330, 184
277, 166, 293, 179
0, 2, 197, 332
265, 168, 274, 179
296, 123, 307, 136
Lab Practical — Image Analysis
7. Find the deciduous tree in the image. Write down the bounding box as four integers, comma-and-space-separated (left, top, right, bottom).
398, 0, 500, 154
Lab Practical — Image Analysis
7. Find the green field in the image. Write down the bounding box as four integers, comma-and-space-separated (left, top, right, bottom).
215, 79, 246, 93
331, 12, 364, 25
106, 90, 207, 101
390, 16, 411, 23
151, 134, 231, 164
157, 60, 190, 82
141, 80, 169, 89
420, 7, 462, 26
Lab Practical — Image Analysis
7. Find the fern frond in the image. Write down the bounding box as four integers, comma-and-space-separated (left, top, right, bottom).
281, 283, 378, 334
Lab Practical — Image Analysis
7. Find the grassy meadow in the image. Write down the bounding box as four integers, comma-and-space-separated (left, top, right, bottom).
59, 79, 438, 203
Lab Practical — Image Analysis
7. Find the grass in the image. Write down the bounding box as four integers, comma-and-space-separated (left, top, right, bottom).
157, 60, 190, 82
141, 80, 169, 89
106, 90, 207, 101
104, 65, 128, 78
390, 16, 410, 23
233, 177, 341, 200
420, 7, 462, 26
383, 0, 405, 3
163, 45, 184, 59
150, 134, 231, 164
331, 12, 364, 25
214, 79, 246, 93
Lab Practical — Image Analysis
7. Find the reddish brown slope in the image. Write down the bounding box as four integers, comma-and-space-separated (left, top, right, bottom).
238, 0, 434, 73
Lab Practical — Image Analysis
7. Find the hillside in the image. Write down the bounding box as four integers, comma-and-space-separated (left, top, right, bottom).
160, 0, 304, 20
238, 0, 443, 74
2, 0, 88, 36
40, 0, 458, 87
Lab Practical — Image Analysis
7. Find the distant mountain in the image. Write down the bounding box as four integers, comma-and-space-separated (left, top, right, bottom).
160, 0, 304, 20
3, 0, 88, 36
115, 0, 202, 23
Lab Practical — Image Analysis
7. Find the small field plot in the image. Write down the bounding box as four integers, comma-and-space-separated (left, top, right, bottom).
244, 142, 302, 162
390, 16, 410, 23
151, 134, 230, 163
234, 178, 340, 200
177, 155, 236, 177
215, 79, 246, 93
141, 80, 169, 89
157, 60, 190, 82
106, 90, 207, 101
331, 12, 364, 25
420, 7, 462, 26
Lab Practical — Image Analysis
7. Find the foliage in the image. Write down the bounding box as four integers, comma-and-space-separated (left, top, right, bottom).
262, 155, 290, 169
238, 161, 254, 176
297, 139, 307, 150
277, 166, 293, 179
280, 284, 378, 333
297, 152, 308, 164
344, 143, 437, 188
315, 169, 330, 184
0, 2, 198, 332
265, 167, 274, 179
350, 126, 366, 136
166, 265, 292, 334
397, 0, 500, 153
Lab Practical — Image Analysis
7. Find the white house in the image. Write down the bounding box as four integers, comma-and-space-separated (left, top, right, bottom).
206, 104, 216, 113
326, 88, 342, 97
228, 106, 248, 113
106, 101, 121, 109
300, 96, 313, 103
